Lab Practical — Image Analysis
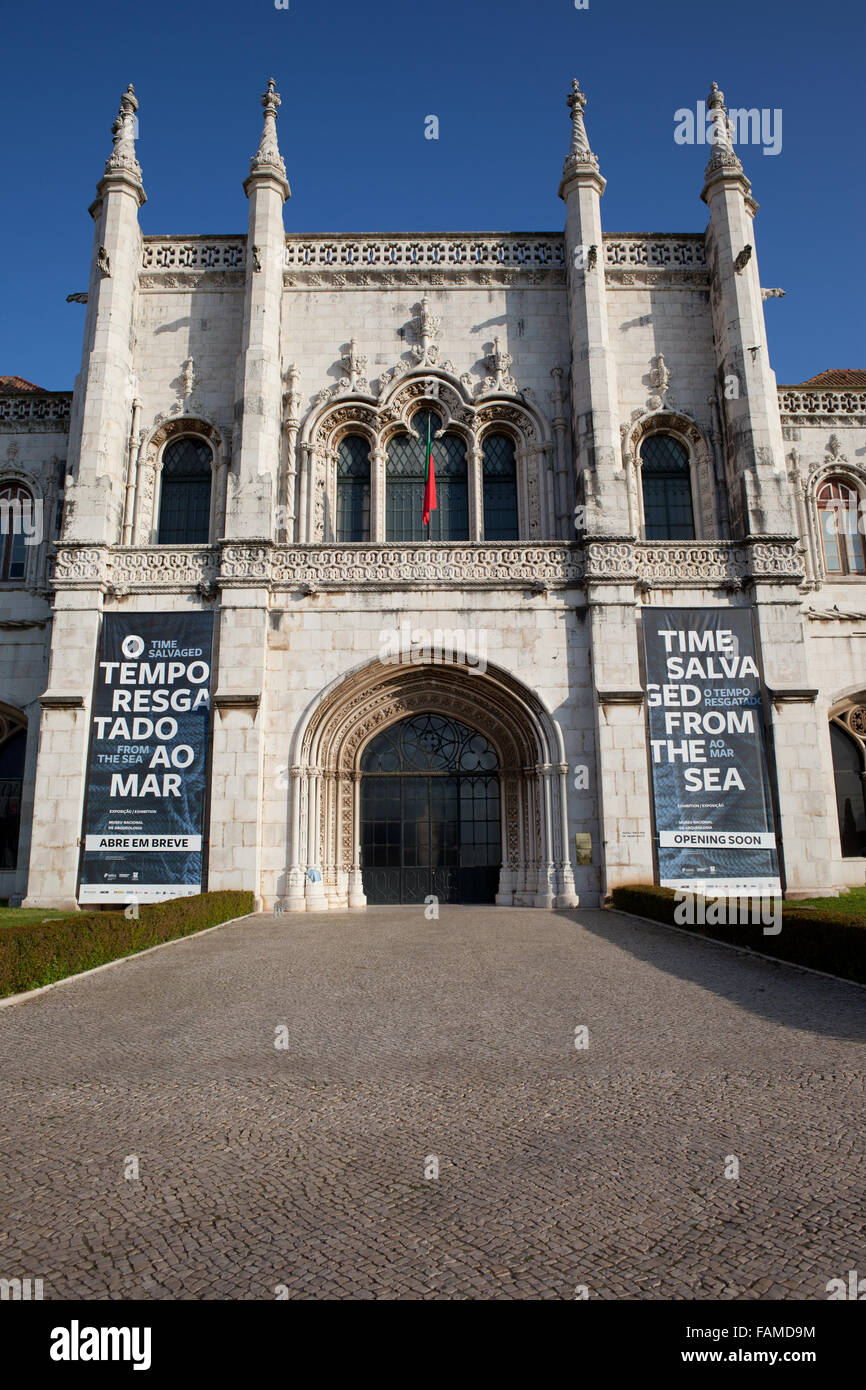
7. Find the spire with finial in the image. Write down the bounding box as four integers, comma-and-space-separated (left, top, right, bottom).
559, 79, 604, 198
102, 83, 143, 187
246, 77, 290, 196
702, 82, 746, 185
567, 80, 594, 159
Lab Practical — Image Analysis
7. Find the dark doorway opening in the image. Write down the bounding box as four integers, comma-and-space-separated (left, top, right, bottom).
360, 713, 500, 905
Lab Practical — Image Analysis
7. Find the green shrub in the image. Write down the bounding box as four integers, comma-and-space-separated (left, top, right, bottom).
0, 891, 255, 998
610, 885, 866, 985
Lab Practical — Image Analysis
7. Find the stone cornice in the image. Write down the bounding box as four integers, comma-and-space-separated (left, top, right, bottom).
40, 693, 86, 709
596, 690, 644, 705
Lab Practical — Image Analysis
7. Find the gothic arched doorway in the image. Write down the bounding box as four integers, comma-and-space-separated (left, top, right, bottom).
360, 712, 500, 904
283, 657, 578, 912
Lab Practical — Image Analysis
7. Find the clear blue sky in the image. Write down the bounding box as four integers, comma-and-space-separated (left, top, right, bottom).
2, 0, 863, 389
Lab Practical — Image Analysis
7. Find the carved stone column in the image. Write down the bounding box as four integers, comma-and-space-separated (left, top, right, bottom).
281, 365, 300, 543
534, 763, 556, 908
495, 773, 515, 905
304, 765, 328, 909
541, 442, 557, 541
227, 80, 290, 543
550, 367, 571, 539
559, 81, 630, 536
292, 444, 304, 542
371, 446, 386, 542
285, 766, 306, 911
701, 82, 794, 537
468, 442, 483, 541
348, 768, 366, 908
554, 761, 579, 907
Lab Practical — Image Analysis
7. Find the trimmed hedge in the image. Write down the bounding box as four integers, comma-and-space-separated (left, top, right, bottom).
610, 884, 866, 986
0, 891, 255, 998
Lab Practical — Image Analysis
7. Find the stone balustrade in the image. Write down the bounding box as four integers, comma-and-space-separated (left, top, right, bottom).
49, 538, 806, 591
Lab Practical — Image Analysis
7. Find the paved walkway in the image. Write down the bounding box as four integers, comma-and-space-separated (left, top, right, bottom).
1, 906, 863, 1300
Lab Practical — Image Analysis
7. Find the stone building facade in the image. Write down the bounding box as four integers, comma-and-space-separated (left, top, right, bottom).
2, 78, 865, 911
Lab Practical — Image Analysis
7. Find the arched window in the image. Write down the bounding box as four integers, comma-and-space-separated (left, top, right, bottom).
0, 723, 26, 868
482, 434, 519, 540
817, 479, 865, 575
336, 435, 370, 542
0, 482, 34, 581
157, 437, 212, 544
640, 434, 695, 540
830, 722, 866, 857
386, 410, 468, 542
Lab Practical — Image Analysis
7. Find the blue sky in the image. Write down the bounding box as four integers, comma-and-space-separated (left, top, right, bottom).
1, 0, 863, 389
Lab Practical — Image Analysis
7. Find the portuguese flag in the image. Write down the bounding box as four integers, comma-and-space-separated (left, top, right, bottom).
422, 415, 437, 529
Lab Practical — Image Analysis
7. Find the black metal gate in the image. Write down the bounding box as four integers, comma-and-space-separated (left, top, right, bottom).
360, 714, 501, 905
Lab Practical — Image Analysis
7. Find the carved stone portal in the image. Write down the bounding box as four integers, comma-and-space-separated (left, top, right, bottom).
282, 658, 577, 912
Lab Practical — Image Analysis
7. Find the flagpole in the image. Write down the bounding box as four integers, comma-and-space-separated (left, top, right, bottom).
426, 415, 431, 543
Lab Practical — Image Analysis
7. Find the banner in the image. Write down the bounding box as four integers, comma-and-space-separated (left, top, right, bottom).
78, 613, 214, 904
641, 608, 781, 895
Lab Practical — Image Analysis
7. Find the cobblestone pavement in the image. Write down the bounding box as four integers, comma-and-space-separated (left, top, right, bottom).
1, 906, 864, 1300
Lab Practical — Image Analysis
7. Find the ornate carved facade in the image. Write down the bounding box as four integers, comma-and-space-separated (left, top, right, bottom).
1, 77, 864, 909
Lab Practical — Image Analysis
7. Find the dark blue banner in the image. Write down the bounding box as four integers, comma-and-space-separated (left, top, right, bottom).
642, 607, 781, 894
78, 612, 214, 904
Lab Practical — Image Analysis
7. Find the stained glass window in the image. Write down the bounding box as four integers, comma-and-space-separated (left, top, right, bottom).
157, 437, 212, 544
336, 435, 370, 542
386, 410, 468, 541
640, 433, 695, 540
482, 433, 519, 540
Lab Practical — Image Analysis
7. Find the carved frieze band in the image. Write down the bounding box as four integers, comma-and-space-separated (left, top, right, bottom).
50, 539, 805, 590
52, 545, 220, 591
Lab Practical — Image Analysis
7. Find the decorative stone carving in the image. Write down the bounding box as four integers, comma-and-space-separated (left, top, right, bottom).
778, 388, 866, 421
560, 78, 601, 185
289, 658, 577, 910
284, 234, 566, 275
337, 340, 369, 395
268, 543, 583, 589
409, 297, 441, 367
246, 78, 289, 192
481, 337, 517, 394
646, 353, 675, 412
136, 415, 225, 545
804, 606, 866, 622
847, 706, 866, 737
141, 240, 247, 272
103, 85, 143, 186
0, 395, 72, 428
604, 237, 707, 268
